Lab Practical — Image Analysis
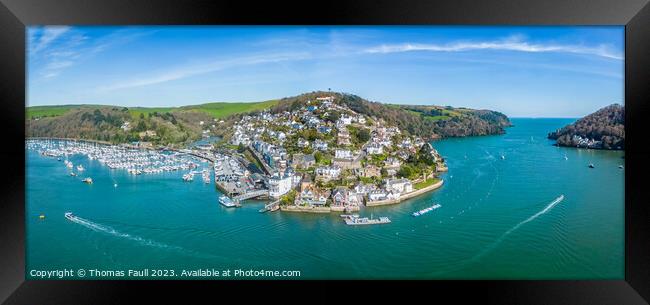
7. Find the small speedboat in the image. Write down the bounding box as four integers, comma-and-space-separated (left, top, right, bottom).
619, 165, 624, 169
589, 163, 595, 168
64, 212, 75, 221
82, 177, 93, 184
182, 173, 194, 182
412, 204, 442, 217
77, 165, 85, 171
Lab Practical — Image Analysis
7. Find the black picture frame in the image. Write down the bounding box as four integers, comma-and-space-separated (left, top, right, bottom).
1, 0, 649, 304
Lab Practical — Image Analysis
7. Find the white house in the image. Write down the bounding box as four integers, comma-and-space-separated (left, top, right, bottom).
337, 115, 353, 127
315, 166, 341, 180
335, 149, 353, 160
120, 122, 131, 131
312, 140, 329, 151
268, 172, 294, 198
366, 143, 384, 155
297, 138, 310, 148
384, 178, 413, 193
368, 189, 388, 201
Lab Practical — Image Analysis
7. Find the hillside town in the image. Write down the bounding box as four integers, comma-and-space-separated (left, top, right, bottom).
26, 95, 448, 215
222, 95, 447, 213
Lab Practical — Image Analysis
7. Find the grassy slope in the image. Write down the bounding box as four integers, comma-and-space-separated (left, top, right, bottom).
27, 100, 280, 120
26, 105, 106, 119
181, 100, 279, 119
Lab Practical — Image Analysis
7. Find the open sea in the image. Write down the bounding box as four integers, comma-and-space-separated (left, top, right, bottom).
26, 118, 624, 279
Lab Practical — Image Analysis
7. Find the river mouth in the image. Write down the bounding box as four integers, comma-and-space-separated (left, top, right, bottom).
26, 118, 624, 279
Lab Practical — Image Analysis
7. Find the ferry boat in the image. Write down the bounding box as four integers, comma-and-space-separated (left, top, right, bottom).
342, 214, 391, 226
219, 196, 240, 208
412, 204, 442, 217
82, 177, 93, 184
64, 212, 76, 221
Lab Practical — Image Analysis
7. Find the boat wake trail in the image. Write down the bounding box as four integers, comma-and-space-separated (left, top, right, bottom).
68, 215, 220, 259
430, 195, 565, 276
471, 194, 565, 261
70, 215, 171, 248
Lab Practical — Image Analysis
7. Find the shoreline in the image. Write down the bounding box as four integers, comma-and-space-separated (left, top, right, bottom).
28, 137, 445, 214
280, 179, 445, 213
365, 179, 444, 207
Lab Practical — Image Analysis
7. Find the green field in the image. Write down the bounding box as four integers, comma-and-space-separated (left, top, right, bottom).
27, 100, 280, 120
180, 100, 279, 119
414, 177, 441, 190
26, 105, 106, 119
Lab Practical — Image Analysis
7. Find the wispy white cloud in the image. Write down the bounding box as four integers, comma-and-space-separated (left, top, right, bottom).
99, 52, 312, 92
29, 27, 154, 80
364, 36, 623, 60
29, 26, 71, 55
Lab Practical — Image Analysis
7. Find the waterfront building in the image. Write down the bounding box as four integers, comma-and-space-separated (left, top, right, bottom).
367, 189, 388, 202
296, 180, 328, 206
268, 172, 295, 198
331, 187, 349, 207
384, 178, 413, 193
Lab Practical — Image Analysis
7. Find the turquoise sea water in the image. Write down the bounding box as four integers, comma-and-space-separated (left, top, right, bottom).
26, 118, 624, 279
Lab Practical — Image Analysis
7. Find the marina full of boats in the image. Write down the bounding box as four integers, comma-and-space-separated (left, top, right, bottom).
27, 139, 212, 183
27, 139, 205, 176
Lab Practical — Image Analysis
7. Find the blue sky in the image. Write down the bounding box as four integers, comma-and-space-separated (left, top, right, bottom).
27, 26, 624, 117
